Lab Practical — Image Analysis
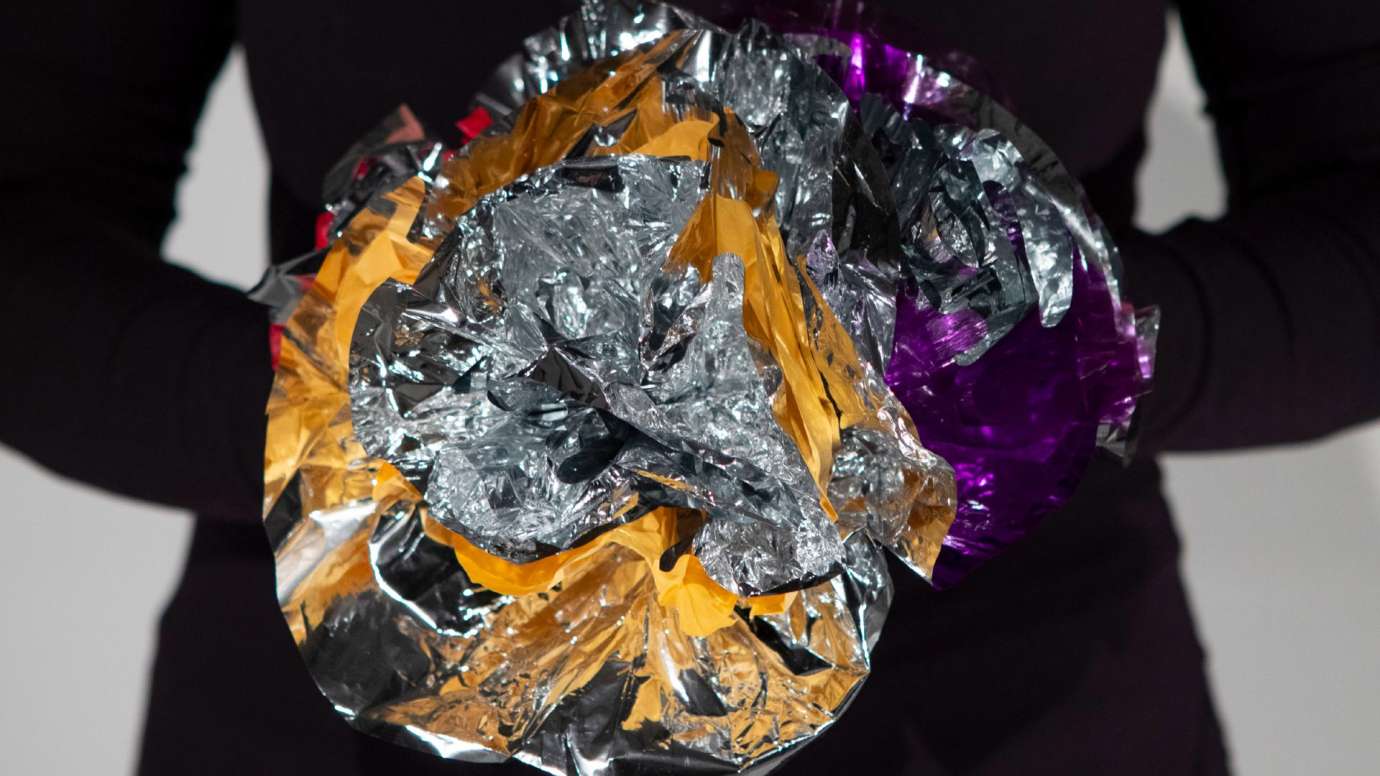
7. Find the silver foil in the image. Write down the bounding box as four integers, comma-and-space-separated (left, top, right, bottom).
475, 2, 903, 376
262, 8, 955, 770
474, 1, 711, 126
713, 23, 903, 374
854, 90, 1060, 365
249, 115, 447, 322
263, 5, 958, 772
466, 0, 956, 564
350, 154, 847, 595
268, 474, 890, 774
790, 33, 1155, 449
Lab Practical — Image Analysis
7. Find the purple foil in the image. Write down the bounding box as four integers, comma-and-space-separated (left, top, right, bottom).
688, 0, 1012, 113
887, 262, 1146, 588
771, 11, 1153, 586
632, 1, 1155, 587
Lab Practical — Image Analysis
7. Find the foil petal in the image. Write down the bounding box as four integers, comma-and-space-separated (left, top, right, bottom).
349, 154, 850, 595
783, 24, 1159, 586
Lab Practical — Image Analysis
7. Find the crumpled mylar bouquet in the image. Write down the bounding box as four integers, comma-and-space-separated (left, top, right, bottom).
255, 0, 1157, 772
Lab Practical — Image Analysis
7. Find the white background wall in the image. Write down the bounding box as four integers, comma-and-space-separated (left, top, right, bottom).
2, 19, 1377, 775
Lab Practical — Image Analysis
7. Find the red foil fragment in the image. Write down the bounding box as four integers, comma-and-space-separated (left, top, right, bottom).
455, 106, 493, 143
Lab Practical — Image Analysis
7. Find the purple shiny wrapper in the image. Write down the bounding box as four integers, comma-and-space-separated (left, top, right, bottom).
763, 8, 1157, 586
888, 261, 1152, 587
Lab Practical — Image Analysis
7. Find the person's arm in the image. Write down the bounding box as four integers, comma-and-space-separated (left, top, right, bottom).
1123, 1, 1380, 453
0, 0, 273, 520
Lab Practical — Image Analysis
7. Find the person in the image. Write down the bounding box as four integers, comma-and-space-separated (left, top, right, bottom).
3, 0, 1377, 773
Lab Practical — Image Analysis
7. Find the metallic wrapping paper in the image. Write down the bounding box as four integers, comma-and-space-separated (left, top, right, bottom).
465, 1, 955, 588
472, 1, 1157, 588
263, 11, 954, 773
350, 155, 852, 597
260, 0, 1155, 770
778, 24, 1158, 585
265, 160, 888, 776
477, 2, 903, 376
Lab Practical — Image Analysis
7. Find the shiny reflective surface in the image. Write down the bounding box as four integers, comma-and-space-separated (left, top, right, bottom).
784, 28, 1157, 585
260, 1, 1153, 771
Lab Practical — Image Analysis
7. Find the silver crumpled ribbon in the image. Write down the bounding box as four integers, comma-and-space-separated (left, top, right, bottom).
261, 0, 1151, 772
349, 154, 847, 596
477, 1, 904, 375
785, 31, 1157, 453
262, 4, 954, 773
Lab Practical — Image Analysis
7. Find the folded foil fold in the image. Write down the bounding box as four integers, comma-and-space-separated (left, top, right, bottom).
787, 27, 1157, 585
350, 154, 857, 595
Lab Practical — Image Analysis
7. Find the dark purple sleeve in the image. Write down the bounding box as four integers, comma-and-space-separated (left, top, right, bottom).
1125, 1, 1380, 452
0, 1, 274, 520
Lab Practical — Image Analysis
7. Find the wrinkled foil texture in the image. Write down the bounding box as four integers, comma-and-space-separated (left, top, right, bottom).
780, 26, 1158, 585
479, 2, 905, 375
475, 0, 1157, 588
260, 0, 1155, 772
351, 155, 853, 597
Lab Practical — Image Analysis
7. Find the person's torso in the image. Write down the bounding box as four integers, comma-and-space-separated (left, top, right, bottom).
147, 6, 1206, 773
231, 0, 1179, 617
226, 0, 1182, 652
234, 0, 1169, 260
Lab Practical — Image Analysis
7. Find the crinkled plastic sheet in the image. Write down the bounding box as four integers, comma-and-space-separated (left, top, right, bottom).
264, 14, 952, 774
260, 0, 1156, 771
780, 27, 1157, 584
350, 155, 853, 596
